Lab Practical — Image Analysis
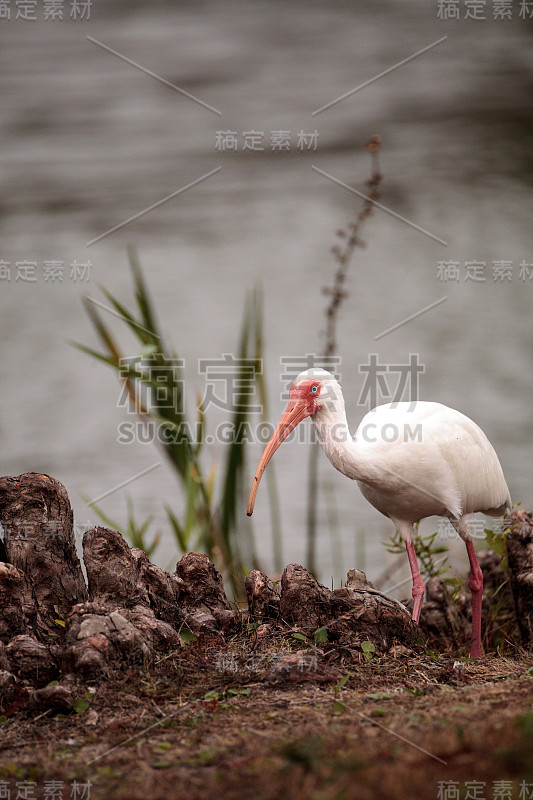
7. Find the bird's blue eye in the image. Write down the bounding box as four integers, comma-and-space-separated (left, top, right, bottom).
311, 385, 318, 393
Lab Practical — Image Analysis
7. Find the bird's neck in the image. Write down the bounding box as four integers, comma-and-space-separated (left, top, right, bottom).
311, 403, 374, 483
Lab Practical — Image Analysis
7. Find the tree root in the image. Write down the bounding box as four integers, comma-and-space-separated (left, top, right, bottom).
0, 472, 526, 711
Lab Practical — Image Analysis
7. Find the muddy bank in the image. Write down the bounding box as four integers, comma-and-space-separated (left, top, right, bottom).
0, 473, 532, 799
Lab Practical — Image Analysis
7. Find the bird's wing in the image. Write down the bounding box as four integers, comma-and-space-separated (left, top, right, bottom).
355, 401, 509, 519
423, 404, 511, 516
354, 402, 463, 520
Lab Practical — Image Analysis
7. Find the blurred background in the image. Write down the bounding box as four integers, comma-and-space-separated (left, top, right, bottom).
1, 0, 532, 595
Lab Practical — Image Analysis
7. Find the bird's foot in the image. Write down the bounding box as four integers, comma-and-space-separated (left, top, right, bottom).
411, 597, 423, 624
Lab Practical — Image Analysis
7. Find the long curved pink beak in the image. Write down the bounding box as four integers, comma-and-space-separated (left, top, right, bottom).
247, 399, 310, 516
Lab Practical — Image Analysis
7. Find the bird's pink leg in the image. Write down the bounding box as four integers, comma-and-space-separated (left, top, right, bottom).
405, 541, 425, 623
465, 540, 483, 659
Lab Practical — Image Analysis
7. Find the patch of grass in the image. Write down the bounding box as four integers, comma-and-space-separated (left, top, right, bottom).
73, 248, 269, 597
385, 527, 449, 580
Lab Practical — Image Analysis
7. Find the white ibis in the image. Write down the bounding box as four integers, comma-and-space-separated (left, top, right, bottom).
247, 368, 511, 658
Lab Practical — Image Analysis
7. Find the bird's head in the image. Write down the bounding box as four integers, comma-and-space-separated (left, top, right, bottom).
288, 368, 342, 416
246, 368, 341, 516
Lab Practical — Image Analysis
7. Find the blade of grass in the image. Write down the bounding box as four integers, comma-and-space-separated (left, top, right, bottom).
128, 245, 160, 339
253, 284, 283, 574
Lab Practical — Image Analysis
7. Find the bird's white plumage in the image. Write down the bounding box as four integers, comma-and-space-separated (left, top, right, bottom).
250, 367, 510, 657
297, 369, 511, 540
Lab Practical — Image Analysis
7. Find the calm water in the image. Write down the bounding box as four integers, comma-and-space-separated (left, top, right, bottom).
1, 0, 532, 591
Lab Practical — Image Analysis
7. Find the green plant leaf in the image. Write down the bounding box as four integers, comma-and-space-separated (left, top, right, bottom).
166, 505, 188, 553
361, 641, 376, 660
292, 633, 309, 643
384, 528, 449, 579
73, 698, 90, 714
179, 627, 197, 645
484, 527, 505, 556
153, 741, 172, 751
68, 341, 120, 371
334, 674, 351, 693
74, 250, 266, 597
313, 626, 328, 643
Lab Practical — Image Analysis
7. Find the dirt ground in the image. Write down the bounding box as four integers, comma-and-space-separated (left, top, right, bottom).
1, 638, 532, 800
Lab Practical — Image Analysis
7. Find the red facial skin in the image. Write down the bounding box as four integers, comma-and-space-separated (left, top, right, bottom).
289, 379, 321, 415
247, 379, 321, 515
